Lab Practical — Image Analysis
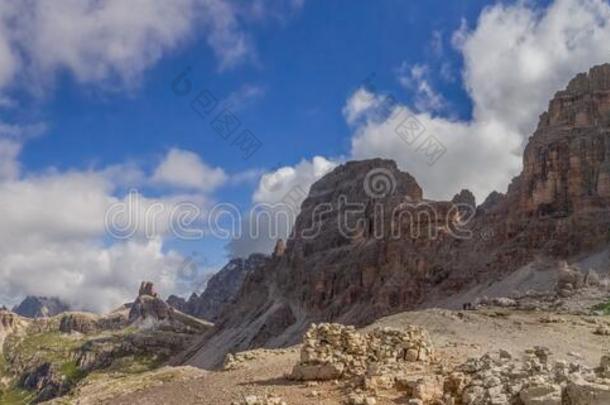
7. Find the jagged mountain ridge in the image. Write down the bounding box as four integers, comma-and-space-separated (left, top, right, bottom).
168, 254, 270, 322
12, 296, 70, 319
185, 64, 610, 369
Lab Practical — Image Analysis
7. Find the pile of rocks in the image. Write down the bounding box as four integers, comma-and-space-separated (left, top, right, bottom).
231, 394, 287, 405
594, 325, 610, 335
290, 323, 609, 404
291, 323, 434, 382
223, 348, 294, 371
443, 348, 610, 405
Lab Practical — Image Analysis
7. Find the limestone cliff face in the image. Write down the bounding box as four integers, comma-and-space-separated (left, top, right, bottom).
491, 64, 610, 258
187, 65, 610, 368
521, 64, 610, 216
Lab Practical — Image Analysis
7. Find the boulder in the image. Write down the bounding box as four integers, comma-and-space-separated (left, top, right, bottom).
519, 383, 562, 405
566, 379, 610, 405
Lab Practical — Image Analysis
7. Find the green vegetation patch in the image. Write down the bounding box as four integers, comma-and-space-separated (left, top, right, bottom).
11, 332, 83, 365
107, 354, 164, 375
60, 360, 87, 385
0, 386, 34, 405
592, 300, 610, 315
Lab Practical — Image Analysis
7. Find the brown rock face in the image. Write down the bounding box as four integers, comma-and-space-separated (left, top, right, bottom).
517, 64, 610, 216
492, 64, 610, 258
187, 65, 610, 368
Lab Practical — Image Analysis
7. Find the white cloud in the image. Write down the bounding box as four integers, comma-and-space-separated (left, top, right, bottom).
253, 156, 337, 204
1, 236, 184, 314
0, 139, 21, 181
0, 169, 182, 312
342, 88, 386, 125
397, 63, 446, 113
152, 148, 228, 192
0, 0, 305, 92
201, 0, 254, 71
459, 0, 610, 136
16, 0, 199, 87
350, 103, 522, 202
0, 145, 220, 312
0, 0, 309, 308
227, 156, 337, 258
348, 0, 610, 202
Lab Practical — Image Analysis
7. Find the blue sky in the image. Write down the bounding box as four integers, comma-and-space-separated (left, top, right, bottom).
11, 1, 484, 268
1, 0, 609, 310
19, 1, 480, 171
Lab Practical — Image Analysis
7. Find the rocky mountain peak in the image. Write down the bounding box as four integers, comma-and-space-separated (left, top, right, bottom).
306, 158, 422, 203
539, 63, 610, 129
12, 296, 70, 319
168, 253, 270, 322
129, 281, 213, 333
451, 189, 476, 207
566, 63, 610, 94
510, 64, 610, 219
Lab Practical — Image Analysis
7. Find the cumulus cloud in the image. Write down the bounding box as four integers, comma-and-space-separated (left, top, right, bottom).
0, 139, 21, 181
459, 0, 610, 136
0, 0, 305, 92
227, 156, 337, 258
253, 156, 337, 204
397, 63, 446, 113
1, 236, 183, 314
7, 0, 201, 87
0, 146, 219, 312
349, 0, 610, 202
350, 103, 522, 202
342, 87, 387, 125
152, 148, 228, 192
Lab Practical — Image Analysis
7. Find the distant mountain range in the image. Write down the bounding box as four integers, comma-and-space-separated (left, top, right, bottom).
12, 296, 70, 318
